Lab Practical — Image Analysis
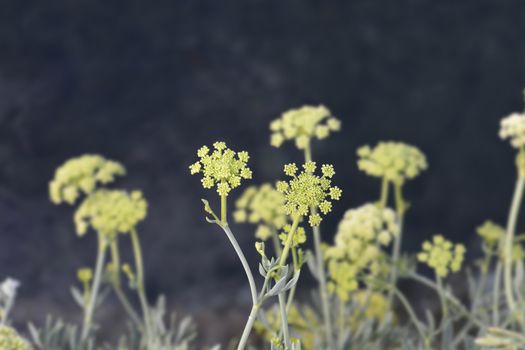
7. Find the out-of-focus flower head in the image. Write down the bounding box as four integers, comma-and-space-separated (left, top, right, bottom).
270, 105, 341, 149
49, 155, 125, 205
500, 112, 525, 149
276, 162, 341, 227
234, 184, 287, 241
327, 260, 359, 302
352, 290, 389, 322
278, 225, 306, 248
0, 278, 20, 302
417, 234, 465, 277
74, 189, 147, 237
324, 204, 399, 298
477, 220, 505, 247
357, 142, 427, 185
0, 325, 33, 350
189, 142, 252, 196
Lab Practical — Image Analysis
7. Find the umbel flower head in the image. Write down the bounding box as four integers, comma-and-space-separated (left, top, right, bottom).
357, 142, 427, 185
417, 234, 465, 277
477, 220, 505, 247
276, 162, 341, 227
0, 325, 33, 350
499, 112, 525, 149
234, 184, 287, 240
270, 105, 341, 149
74, 189, 148, 237
189, 142, 252, 196
49, 154, 125, 205
324, 203, 399, 297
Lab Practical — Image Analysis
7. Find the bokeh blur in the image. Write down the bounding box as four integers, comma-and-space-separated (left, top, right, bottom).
1, 0, 525, 345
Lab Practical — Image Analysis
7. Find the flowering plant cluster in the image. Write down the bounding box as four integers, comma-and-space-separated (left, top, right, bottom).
6, 94, 525, 350
270, 105, 341, 149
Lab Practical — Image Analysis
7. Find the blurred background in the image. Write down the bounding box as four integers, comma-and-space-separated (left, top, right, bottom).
1, 0, 525, 346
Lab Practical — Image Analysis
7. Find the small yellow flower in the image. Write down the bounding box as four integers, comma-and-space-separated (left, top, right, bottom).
279, 225, 306, 248
418, 234, 465, 277
74, 189, 148, 237
190, 142, 252, 197
49, 155, 125, 205
277, 162, 341, 227
269, 105, 341, 149
357, 142, 427, 185
477, 220, 504, 247
0, 325, 33, 350
255, 225, 273, 241
77, 268, 93, 284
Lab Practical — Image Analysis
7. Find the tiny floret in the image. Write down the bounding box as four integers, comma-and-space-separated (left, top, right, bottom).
477, 220, 504, 247
190, 142, 252, 196
74, 189, 148, 237
276, 162, 341, 226
357, 142, 427, 185
269, 105, 341, 149
417, 234, 465, 277
49, 155, 125, 205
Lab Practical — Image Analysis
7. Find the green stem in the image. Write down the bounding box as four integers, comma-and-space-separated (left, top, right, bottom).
387, 212, 404, 308
221, 194, 227, 225
278, 216, 301, 267
493, 262, 502, 325
285, 247, 299, 312
221, 225, 258, 305
109, 241, 141, 328
81, 234, 107, 341
278, 293, 291, 349
237, 304, 260, 350
130, 229, 152, 342
391, 286, 429, 347
503, 176, 525, 314
271, 227, 283, 257
379, 177, 389, 208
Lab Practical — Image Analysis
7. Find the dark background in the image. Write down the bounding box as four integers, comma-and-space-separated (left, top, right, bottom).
1, 0, 525, 345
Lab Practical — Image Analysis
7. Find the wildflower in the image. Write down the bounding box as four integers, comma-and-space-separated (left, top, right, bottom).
74, 189, 148, 237
269, 105, 341, 149
477, 220, 504, 247
279, 225, 306, 248
357, 142, 427, 185
324, 204, 398, 300
77, 268, 93, 284
0, 278, 20, 301
0, 325, 33, 350
189, 142, 252, 197
417, 235, 465, 277
276, 162, 341, 227
234, 184, 287, 236
499, 112, 525, 149
49, 155, 125, 205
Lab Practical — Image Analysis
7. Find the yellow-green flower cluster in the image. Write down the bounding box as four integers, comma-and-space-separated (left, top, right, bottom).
357, 142, 427, 185
279, 224, 306, 248
49, 155, 125, 204
74, 189, 147, 236
276, 162, 341, 227
0, 325, 33, 350
234, 184, 287, 241
189, 142, 252, 196
325, 204, 399, 298
352, 290, 389, 322
499, 112, 525, 149
269, 105, 341, 149
477, 220, 504, 247
417, 235, 465, 277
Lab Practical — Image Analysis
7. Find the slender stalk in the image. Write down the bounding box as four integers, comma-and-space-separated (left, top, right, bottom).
81, 235, 108, 341
379, 177, 389, 208
391, 286, 428, 347
278, 216, 301, 267
271, 227, 283, 257
503, 176, 525, 313
304, 143, 334, 349
130, 229, 152, 342
279, 293, 291, 349
387, 212, 404, 308
221, 194, 227, 225
286, 247, 299, 312
221, 225, 258, 305
237, 304, 260, 350
493, 262, 502, 325
109, 241, 141, 327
